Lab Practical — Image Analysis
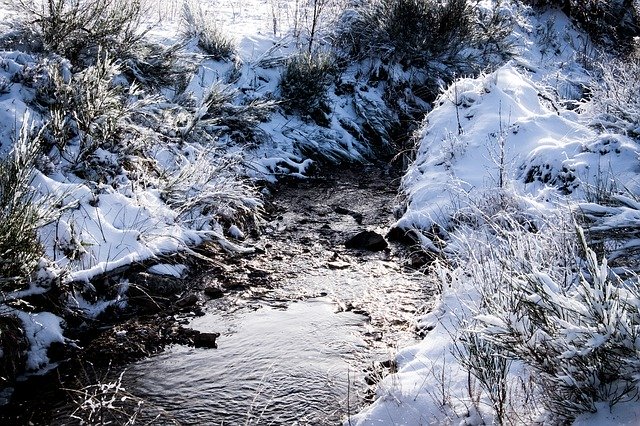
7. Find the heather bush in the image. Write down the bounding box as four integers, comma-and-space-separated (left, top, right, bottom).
12, 0, 149, 66
333, 0, 473, 67
279, 51, 335, 117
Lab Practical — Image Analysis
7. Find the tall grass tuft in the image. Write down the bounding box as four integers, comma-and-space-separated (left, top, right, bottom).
181, 1, 236, 60
0, 120, 52, 290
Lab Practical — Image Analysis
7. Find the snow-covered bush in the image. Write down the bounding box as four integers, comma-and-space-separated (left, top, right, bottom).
579, 188, 640, 272
158, 147, 261, 231
333, 0, 473, 67
181, 1, 236, 60
582, 55, 640, 138
12, 0, 148, 66
467, 223, 640, 422
122, 41, 196, 92
36, 53, 137, 168
522, 0, 640, 53
433, 192, 640, 422
279, 51, 335, 119
0, 123, 53, 290
181, 82, 276, 145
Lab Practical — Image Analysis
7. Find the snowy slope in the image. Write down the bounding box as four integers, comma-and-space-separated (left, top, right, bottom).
352, 3, 640, 425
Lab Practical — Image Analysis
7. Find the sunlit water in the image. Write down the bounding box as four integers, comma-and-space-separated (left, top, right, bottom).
127, 299, 370, 424
122, 170, 433, 424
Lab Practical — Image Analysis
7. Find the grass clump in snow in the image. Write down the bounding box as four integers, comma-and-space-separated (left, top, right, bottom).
181, 1, 236, 61
0, 124, 51, 290
279, 51, 335, 121
11, 0, 149, 67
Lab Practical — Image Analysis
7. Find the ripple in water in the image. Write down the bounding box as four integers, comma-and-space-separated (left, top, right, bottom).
124, 298, 372, 425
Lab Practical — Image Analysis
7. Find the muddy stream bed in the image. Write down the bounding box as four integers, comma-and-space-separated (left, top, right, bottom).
9, 166, 435, 425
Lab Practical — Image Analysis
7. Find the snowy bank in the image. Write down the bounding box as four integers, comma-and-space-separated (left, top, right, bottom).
355, 5, 640, 425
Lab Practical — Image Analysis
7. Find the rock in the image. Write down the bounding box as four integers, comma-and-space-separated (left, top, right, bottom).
46, 341, 68, 362
193, 332, 220, 349
386, 226, 418, 245
204, 286, 224, 299
132, 272, 186, 296
248, 268, 270, 279
334, 206, 364, 224
327, 260, 350, 270
407, 251, 436, 269
345, 230, 388, 251
176, 294, 199, 308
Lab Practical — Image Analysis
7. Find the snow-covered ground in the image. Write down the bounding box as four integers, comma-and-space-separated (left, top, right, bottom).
1, 0, 639, 423
350, 4, 640, 426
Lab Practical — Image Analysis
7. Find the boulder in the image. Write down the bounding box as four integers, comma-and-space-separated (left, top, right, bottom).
386, 226, 418, 245
193, 332, 220, 349
345, 230, 388, 251
204, 286, 224, 299
176, 294, 199, 308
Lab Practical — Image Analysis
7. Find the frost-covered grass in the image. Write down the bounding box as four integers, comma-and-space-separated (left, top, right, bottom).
0, 120, 55, 291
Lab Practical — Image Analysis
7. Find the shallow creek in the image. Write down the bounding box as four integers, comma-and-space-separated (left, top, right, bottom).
119, 166, 433, 424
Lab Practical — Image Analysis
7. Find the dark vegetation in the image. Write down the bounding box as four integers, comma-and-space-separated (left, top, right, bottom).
524, 0, 640, 54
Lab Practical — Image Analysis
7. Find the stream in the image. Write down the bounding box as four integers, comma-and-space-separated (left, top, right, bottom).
116, 166, 434, 424
0, 166, 435, 425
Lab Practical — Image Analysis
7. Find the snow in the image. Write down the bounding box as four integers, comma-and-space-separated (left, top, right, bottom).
0, 0, 638, 423
351, 2, 640, 426
147, 263, 188, 278
12, 310, 65, 372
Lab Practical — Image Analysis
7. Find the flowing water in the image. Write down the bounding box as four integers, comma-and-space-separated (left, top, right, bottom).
121, 167, 434, 425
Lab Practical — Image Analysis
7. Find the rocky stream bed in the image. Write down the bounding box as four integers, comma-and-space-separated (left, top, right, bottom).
1, 165, 435, 425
